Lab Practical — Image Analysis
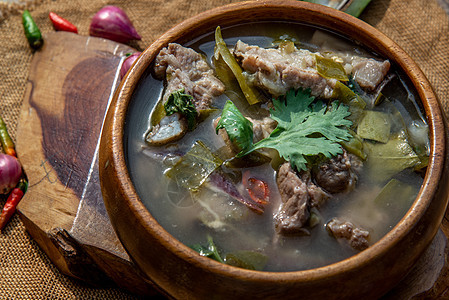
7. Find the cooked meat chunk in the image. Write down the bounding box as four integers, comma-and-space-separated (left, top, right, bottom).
146, 113, 187, 146
336, 54, 391, 91
154, 43, 225, 111
274, 163, 330, 235
233, 40, 390, 97
314, 150, 361, 194
326, 218, 370, 251
148, 43, 225, 146
234, 40, 337, 98
246, 116, 277, 143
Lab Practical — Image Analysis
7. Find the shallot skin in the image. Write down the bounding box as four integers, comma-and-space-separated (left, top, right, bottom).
89, 6, 141, 44
0, 154, 22, 195
120, 52, 141, 79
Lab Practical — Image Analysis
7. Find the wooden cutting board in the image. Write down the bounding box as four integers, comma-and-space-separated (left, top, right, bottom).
13, 31, 449, 298
15, 31, 158, 296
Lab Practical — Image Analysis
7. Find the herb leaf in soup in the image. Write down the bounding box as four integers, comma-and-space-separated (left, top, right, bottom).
224, 251, 268, 271
357, 110, 392, 143
191, 235, 224, 263
242, 89, 352, 171
165, 141, 223, 191
315, 55, 348, 82
364, 133, 421, 182
216, 100, 254, 151
217, 89, 353, 171
164, 89, 198, 130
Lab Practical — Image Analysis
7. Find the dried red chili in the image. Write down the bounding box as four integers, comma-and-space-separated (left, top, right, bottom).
242, 171, 270, 205
49, 12, 78, 33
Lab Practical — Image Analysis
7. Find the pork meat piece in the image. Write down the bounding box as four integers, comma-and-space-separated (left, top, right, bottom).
326, 218, 370, 251
234, 40, 337, 98
233, 40, 390, 97
274, 163, 330, 235
154, 43, 225, 111
314, 150, 361, 194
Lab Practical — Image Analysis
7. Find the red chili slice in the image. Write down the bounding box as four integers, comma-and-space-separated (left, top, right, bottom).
243, 171, 269, 205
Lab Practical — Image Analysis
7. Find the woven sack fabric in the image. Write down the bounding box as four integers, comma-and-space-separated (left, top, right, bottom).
0, 0, 448, 299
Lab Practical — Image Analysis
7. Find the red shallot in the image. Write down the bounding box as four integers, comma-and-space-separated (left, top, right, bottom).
89, 6, 141, 44
120, 52, 141, 79
0, 153, 22, 195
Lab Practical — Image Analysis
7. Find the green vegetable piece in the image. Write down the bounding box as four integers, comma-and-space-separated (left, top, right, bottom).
315, 55, 348, 81
216, 100, 254, 151
215, 26, 260, 105
340, 129, 367, 160
357, 110, 391, 143
165, 141, 223, 191
333, 81, 366, 109
150, 99, 166, 126
332, 81, 366, 125
22, 10, 43, 50
191, 236, 224, 263
224, 251, 268, 271
374, 178, 416, 207
364, 134, 421, 182
164, 89, 198, 130
239, 89, 353, 171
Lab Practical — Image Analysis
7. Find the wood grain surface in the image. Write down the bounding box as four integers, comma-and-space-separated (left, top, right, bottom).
15, 31, 157, 296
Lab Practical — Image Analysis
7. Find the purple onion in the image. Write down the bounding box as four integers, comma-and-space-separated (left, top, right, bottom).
120, 52, 141, 79
89, 6, 141, 44
0, 154, 22, 195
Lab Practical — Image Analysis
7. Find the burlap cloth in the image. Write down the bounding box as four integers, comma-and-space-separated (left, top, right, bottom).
0, 0, 448, 299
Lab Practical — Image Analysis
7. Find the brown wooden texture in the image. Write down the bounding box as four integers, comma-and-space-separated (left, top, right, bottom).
15, 31, 157, 296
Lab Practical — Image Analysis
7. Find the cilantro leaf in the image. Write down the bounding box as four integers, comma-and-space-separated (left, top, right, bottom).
219, 88, 352, 171
164, 89, 198, 130
216, 100, 253, 151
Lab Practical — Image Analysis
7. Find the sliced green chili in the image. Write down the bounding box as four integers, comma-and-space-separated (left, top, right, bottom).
22, 10, 43, 50
214, 26, 260, 105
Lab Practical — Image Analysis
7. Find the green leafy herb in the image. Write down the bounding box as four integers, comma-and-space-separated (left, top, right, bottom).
364, 133, 421, 182
191, 235, 224, 263
216, 100, 254, 151
165, 141, 223, 191
315, 55, 348, 81
224, 251, 268, 271
357, 110, 392, 143
164, 89, 198, 130
217, 89, 352, 171
191, 236, 268, 270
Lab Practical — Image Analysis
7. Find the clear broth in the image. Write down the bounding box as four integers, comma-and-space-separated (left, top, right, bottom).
124, 22, 427, 272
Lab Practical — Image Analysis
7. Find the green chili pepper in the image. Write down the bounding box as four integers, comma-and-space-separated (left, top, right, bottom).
0, 115, 16, 157
22, 10, 43, 50
214, 26, 260, 105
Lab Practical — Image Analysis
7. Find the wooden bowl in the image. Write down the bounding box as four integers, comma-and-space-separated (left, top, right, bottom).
99, 1, 449, 299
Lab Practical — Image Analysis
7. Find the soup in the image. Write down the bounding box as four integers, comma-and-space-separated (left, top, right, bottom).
124, 22, 429, 272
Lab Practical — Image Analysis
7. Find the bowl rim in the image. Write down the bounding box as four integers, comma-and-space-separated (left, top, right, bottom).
107, 0, 446, 284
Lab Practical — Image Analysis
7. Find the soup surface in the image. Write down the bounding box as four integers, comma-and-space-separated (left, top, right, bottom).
125, 22, 429, 271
